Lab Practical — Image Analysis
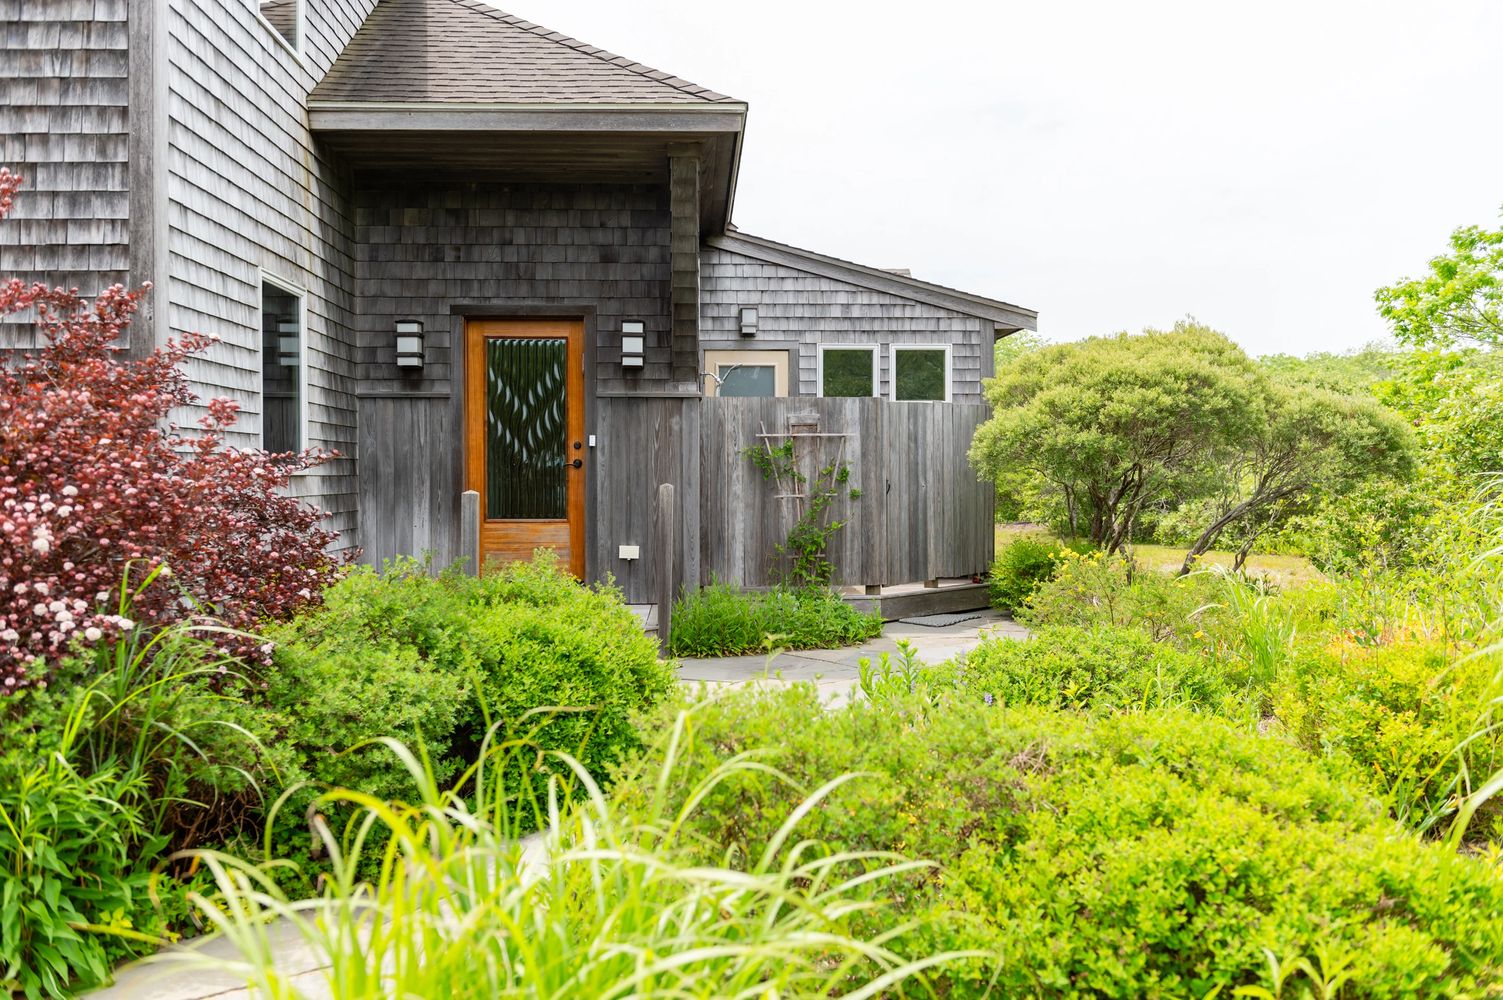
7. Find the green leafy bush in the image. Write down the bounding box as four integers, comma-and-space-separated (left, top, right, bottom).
619, 686, 1503, 998
987, 535, 1088, 613
668, 582, 882, 657
958, 623, 1237, 713
0, 616, 261, 998
1021, 549, 1236, 647
0, 759, 165, 998
264, 555, 673, 811
1273, 640, 1503, 836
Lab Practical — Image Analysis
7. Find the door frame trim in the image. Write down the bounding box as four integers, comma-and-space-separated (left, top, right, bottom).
461, 315, 589, 578
449, 304, 598, 583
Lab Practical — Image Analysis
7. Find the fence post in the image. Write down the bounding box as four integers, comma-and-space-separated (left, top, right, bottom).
655, 482, 676, 656
460, 490, 480, 576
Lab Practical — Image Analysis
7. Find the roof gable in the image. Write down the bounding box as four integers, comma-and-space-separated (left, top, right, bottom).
708, 232, 1038, 333
311, 0, 739, 105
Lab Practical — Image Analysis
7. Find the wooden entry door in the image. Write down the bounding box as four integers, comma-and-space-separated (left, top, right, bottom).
465, 318, 586, 576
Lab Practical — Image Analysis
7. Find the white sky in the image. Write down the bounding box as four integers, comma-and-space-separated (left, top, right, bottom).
497, 0, 1503, 357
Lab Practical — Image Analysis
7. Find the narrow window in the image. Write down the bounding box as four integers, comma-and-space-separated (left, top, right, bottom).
703, 349, 788, 397
257, 0, 301, 51
819, 346, 877, 397
261, 280, 303, 452
891, 345, 951, 402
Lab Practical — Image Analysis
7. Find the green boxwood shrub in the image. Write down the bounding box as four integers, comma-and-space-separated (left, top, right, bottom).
988, 535, 1089, 613
617, 686, 1503, 998
669, 583, 882, 658
958, 623, 1237, 713
263, 555, 674, 812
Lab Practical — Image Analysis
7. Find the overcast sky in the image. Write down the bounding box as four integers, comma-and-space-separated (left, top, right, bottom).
497, 0, 1503, 357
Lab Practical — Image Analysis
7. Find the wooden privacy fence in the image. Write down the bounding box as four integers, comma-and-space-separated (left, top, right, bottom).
697, 397, 994, 588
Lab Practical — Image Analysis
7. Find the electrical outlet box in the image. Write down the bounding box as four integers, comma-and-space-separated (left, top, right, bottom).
618, 544, 640, 560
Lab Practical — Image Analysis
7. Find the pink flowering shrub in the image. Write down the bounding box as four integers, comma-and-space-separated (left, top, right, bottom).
0, 168, 344, 686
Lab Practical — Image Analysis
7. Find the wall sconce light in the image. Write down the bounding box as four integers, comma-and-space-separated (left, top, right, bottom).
621, 320, 644, 369
739, 306, 758, 337
277, 319, 299, 367
395, 319, 424, 369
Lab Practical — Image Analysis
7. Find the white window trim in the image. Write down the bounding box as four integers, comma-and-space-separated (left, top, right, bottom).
258, 271, 310, 454
251, 0, 308, 62
703, 349, 789, 398
816, 344, 878, 398
889, 344, 953, 402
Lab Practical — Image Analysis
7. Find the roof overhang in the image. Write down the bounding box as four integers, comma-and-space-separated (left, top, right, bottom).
708, 232, 1038, 333
309, 101, 746, 234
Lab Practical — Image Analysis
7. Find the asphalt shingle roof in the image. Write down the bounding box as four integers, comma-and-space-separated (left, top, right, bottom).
311, 0, 740, 105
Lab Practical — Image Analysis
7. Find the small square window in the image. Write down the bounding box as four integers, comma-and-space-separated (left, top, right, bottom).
261, 280, 304, 452
819, 346, 877, 397
891, 346, 950, 402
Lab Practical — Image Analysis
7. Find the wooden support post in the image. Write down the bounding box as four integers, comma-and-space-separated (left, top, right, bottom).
864, 584, 882, 596
924, 578, 940, 589
655, 482, 676, 656
460, 490, 480, 576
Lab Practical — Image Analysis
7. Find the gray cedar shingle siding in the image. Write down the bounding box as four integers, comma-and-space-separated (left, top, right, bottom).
161, 0, 376, 549
311, 0, 739, 105
0, 0, 131, 341
700, 245, 994, 403
353, 180, 675, 395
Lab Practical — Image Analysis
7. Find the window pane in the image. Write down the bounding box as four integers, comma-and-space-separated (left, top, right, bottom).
894, 349, 947, 401
259, 0, 299, 47
261, 283, 301, 452
485, 338, 568, 519
718, 364, 776, 397
821, 349, 874, 397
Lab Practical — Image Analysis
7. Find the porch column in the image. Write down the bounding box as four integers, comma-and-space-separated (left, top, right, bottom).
668, 147, 700, 385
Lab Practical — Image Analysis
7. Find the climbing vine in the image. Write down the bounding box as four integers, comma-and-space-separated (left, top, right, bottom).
745, 433, 863, 589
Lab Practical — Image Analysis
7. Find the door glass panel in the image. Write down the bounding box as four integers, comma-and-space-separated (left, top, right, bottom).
718, 364, 776, 397
485, 338, 567, 519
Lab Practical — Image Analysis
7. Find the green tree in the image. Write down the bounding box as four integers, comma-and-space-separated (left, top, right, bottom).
970, 321, 1265, 552
1258, 341, 1397, 395
1376, 349, 1503, 483
1176, 384, 1417, 574
991, 331, 1049, 522
1376, 210, 1503, 349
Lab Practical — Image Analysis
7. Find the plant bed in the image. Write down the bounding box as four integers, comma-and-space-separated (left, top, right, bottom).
668, 582, 883, 658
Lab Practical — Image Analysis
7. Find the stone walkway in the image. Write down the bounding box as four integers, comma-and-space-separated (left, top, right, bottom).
677, 609, 1027, 702
93, 613, 1026, 998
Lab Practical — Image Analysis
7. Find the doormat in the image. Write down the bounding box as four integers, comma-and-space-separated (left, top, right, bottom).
897, 612, 985, 628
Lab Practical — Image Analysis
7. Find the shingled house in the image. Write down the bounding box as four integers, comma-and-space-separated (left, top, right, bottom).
1, 0, 1036, 607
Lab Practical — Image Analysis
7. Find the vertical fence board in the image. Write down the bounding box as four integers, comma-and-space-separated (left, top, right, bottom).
698, 398, 992, 588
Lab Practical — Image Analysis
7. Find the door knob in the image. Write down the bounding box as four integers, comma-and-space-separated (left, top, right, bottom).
570, 458, 583, 469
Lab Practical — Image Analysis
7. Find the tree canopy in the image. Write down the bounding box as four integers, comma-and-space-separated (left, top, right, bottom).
1376, 210, 1503, 349
970, 321, 1265, 551
1176, 383, 1415, 573
970, 321, 1418, 557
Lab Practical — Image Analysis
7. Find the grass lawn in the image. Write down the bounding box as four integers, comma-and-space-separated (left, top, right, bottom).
995, 524, 1323, 589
